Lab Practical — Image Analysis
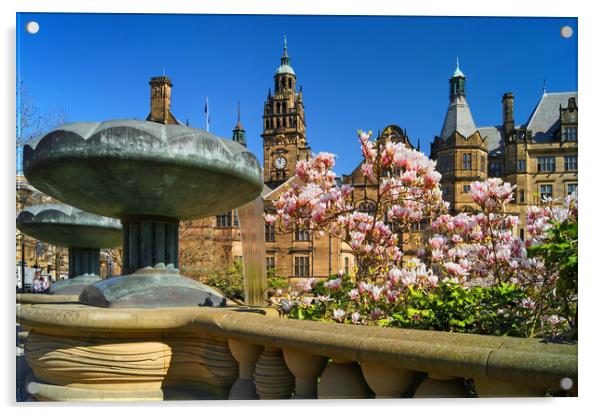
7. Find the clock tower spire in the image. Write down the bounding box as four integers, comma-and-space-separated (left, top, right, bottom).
261, 37, 310, 188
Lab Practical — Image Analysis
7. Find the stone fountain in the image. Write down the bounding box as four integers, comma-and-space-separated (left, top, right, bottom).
23, 120, 263, 308
16, 204, 122, 295
18, 119, 264, 400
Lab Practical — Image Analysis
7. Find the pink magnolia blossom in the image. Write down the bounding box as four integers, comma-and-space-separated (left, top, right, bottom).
333, 309, 346, 322
324, 278, 342, 290
269, 131, 576, 334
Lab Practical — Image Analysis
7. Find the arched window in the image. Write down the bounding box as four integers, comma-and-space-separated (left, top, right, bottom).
277, 118, 281, 129
288, 78, 292, 89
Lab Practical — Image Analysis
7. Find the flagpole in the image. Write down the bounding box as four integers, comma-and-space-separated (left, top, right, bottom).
205, 97, 209, 132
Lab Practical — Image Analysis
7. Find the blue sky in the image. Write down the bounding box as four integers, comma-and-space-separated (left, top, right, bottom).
16, 13, 577, 175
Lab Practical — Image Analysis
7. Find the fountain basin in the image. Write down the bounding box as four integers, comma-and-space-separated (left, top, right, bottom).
16, 204, 122, 295
23, 120, 263, 220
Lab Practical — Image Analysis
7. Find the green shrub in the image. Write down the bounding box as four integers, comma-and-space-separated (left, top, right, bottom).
201, 260, 245, 301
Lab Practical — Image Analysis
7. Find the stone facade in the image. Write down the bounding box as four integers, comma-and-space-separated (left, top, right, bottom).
341, 125, 424, 258
431, 63, 578, 237
261, 39, 310, 189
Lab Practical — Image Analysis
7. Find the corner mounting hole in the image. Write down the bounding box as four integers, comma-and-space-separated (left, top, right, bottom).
26, 21, 40, 35
561, 26, 573, 39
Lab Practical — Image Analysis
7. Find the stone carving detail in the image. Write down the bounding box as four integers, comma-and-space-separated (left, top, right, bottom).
253, 348, 294, 399
122, 217, 179, 273
25, 332, 238, 394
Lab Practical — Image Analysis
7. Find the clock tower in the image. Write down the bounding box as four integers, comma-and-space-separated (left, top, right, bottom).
262, 37, 310, 189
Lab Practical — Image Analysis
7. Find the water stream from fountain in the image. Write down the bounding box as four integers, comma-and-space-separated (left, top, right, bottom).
236, 195, 268, 306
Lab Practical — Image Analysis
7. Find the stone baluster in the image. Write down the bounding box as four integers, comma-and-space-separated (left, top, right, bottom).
282, 349, 327, 399
360, 361, 416, 398
413, 372, 471, 398
253, 347, 294, 399
317, 358, 371, 399
227, 339, 263, 399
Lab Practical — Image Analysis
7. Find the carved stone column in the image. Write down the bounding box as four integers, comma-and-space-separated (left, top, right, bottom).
253, 347, 294, 399
318, 359, 371, 399
413, 372, 471, 398
360, 361, 415, 398
283, 349, 327, 399
121, 216, 179, 274
227, 339, 263, 399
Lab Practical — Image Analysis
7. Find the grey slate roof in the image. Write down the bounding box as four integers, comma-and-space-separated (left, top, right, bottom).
475, 91, 577, 155
526, 92, 577, 142
440, 95, 478, 140
477, 126, 504, 152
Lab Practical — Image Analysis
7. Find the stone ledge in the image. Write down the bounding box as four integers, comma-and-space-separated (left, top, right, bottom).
17, 303, 577, 391
17, 294, 80, 305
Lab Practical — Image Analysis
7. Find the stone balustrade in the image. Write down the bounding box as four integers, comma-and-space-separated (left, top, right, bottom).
17, 304, 577, 401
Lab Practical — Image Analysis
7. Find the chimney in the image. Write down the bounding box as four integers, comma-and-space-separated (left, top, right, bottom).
147, 76, 178, 124
502, 92, 514, 136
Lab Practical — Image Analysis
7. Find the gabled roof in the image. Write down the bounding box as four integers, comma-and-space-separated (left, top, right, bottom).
477, 126, 504, 152
440, 95, 478, 140
526, 92, 578, 142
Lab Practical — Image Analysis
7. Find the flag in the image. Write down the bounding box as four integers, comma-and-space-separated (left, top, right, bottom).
204, 97, 210, 132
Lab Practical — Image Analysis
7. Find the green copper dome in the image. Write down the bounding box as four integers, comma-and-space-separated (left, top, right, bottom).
452, 57, 465, 78
275, 64, 295, 76
275, 35, 295, 76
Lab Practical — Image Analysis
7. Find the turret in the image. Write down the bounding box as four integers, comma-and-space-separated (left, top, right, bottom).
449, 57, 466, 99
232, 102, 246, 147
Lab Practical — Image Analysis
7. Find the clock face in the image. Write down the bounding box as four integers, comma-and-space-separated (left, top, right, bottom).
274, 157, 287, 170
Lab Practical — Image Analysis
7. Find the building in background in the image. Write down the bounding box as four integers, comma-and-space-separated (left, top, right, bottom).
259, 40, 345, 283
431, 62, 578, 238
140, 48, 578, 285
16, 176, 69, 288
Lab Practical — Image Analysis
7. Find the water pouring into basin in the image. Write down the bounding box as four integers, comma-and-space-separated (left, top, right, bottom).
236, 196, 268, 307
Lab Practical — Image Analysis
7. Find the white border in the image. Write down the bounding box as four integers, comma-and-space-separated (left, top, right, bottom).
2, 1, 599, 414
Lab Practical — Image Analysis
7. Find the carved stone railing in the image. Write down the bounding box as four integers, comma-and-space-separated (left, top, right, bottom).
17, 304, 577, 401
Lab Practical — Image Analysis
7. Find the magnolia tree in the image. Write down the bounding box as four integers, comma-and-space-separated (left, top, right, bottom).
266, 130, 447, 283
266, 130, 577, 338
526, 190, 578, 335
422, 179, 578, 336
